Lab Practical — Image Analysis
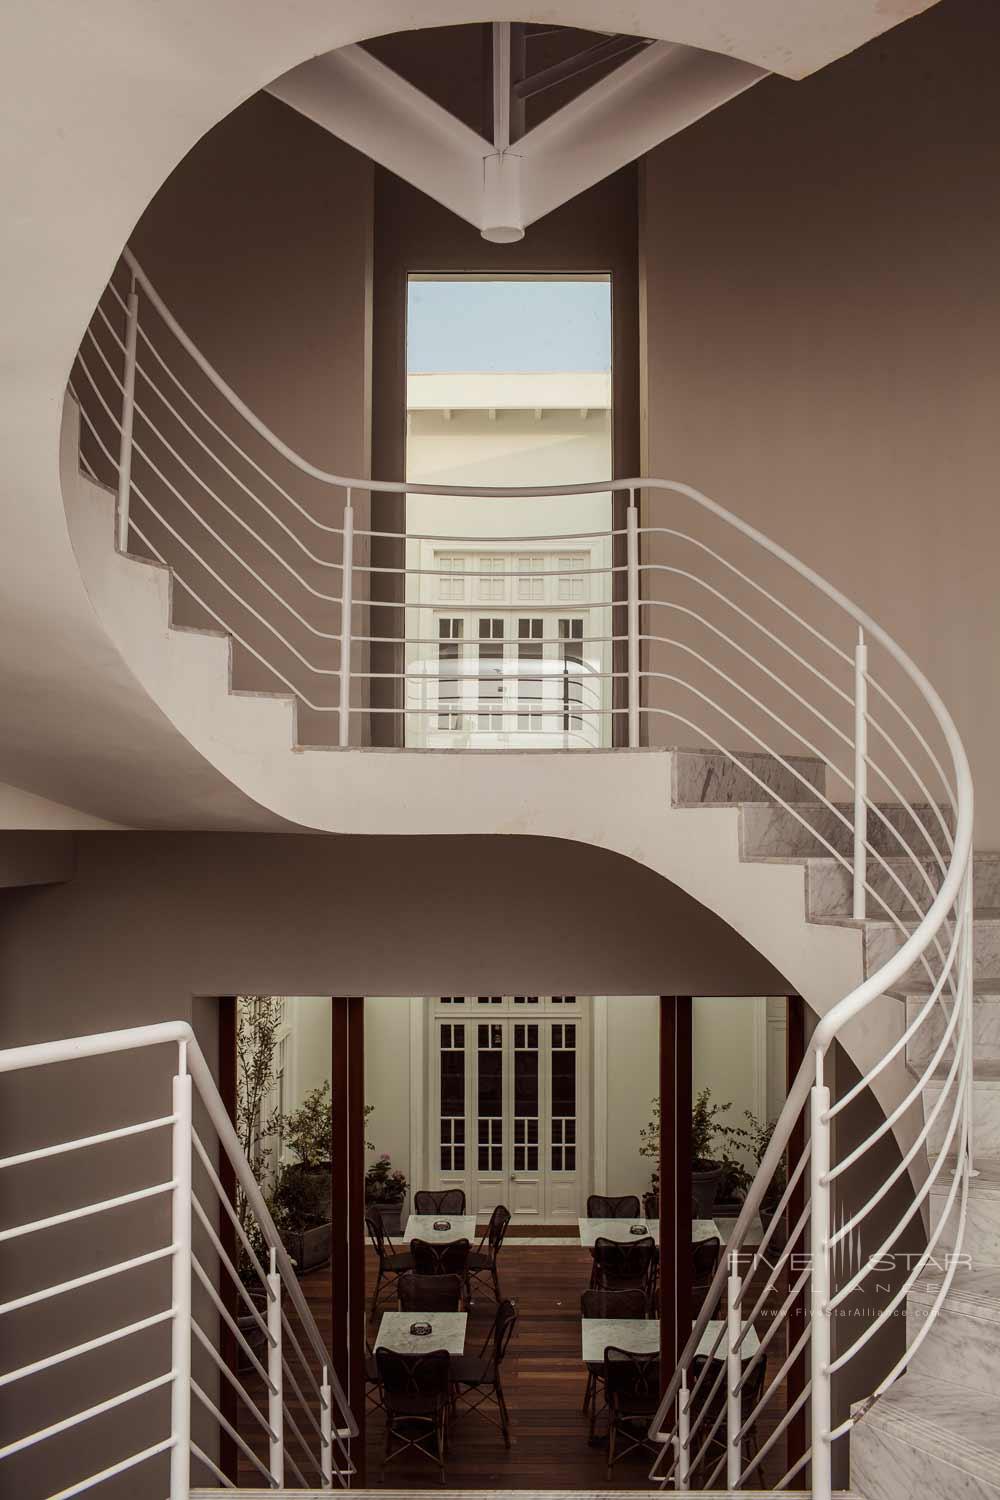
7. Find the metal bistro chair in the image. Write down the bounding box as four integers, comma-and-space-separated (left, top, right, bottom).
411, 1237, 471, 1305
376, 1346, 452, 1484
591, 1236, 658, 1312
413, 1188, 467, 1215
398, 1272, 464, 1313
580, 1286, 647, 1439
603, 1346, 661, 1476
692, 1235, 722, 1308
367, 1210, 414, 1319
467, 1204, 511, 1303
688, 1345, 768, 1475
449, 1298, 518, 1447
587, 1194, 641, 1218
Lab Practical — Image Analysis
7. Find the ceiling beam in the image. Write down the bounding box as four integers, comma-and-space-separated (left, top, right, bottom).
516, 40, 767, 228
268, 45, 487, 229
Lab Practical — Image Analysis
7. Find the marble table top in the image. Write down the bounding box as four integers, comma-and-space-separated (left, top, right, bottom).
577, 1217, 721, 1247
375, 1311, 468, 1356
403, 1214, 477, 1244
580, 1316, 760, 1364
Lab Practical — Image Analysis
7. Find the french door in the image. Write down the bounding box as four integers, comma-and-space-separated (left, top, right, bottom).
429, 996, 588, 1223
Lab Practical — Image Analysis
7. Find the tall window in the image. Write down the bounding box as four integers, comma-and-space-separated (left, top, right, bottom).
559, 617, 585, 732
439, 1021, 466, 1172
477, 1022, 504, 1172
478, 618, 504, 730
517, 617, 543, 729
437, 617, 464, 730
550, 1021, 577, 1172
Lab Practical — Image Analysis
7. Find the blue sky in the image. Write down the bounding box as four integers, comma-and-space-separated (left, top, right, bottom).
407, 278, 611, 373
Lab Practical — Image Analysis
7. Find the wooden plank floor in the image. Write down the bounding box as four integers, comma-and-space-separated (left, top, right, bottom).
236, 1245, 789, 1490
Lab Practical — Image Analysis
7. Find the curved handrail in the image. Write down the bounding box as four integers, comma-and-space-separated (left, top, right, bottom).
72, 252, 974, 1492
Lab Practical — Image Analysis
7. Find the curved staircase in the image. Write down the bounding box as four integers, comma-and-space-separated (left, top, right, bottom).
13, 249, 978, 1497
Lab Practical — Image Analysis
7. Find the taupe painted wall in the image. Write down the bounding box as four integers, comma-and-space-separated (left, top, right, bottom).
640, 0, 1000, 842
80, 93, 374, 747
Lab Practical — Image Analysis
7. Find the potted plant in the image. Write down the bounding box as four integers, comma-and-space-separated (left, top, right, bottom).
639, 1088, 758, 1218
364, 1152, 408, 1236
234, 996, 284, 1365
271, 1087, 376, 1273
737, 1112, 788, 1253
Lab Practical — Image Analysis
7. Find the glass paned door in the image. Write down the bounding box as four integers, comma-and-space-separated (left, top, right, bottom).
430, 998, 587, 1222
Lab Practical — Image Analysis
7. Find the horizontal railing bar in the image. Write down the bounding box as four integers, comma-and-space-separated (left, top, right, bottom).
0, 1178, 174, 1243
0, 1372, 173, 1459
49, 1437, 175, 1500
0, 1309, 173, 1389
191, 1127, 271, 1293
826, 987, 966, 1184
191, 1318, 277, 1441
360, 524, 620, 543
0, 1243, 174, 1317
0, 1114, 174, 1170
355, 562, 622, 578
191, 1255, 278, 1384
191, 1379, 275, 1485
355, 633, 627, 647
191, 1192, 272, 1337
189, 1439, 238, 1490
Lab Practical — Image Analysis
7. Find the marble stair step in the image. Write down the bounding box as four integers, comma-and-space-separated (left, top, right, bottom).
864, 914, 1000, 990
907, 1268, 1000, 1398
930, 1158, 1000, 1264
740, 800, 954, 862
926, 1073, 1000, 1157
672, 748, 826, 806
851, 1372, 1000, 1499
196, 1492, 855, 1499
907, 990, 1000, 1069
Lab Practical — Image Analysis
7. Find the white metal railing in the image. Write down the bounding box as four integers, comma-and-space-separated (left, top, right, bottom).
0, 1022, 357, 1498
67, 251, 975, 1496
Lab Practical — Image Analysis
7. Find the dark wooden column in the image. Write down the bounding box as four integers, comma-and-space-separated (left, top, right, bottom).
217, 996, 239, 1484
659, 996, 693, 1384
347, 996, 367, 1483
331, 998, 368, 1483
785, 994, 808, 1477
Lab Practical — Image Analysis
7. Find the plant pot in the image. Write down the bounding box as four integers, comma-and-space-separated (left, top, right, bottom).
237, 1287, 270, 1373
283, 1221, 332, 1274
691, 1163, 725, 1217
365, 1197, 405, 1236
758, 1199, 788, 1256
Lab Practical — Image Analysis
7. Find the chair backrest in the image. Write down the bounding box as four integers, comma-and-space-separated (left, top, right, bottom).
593, 1236, 657, 1288
411, 1238, 470, 1277
692, 1236, 721, 1291
603, 1346, 661, 1408
490, 1298, 518, 1367
366, 1212, 388, 1259
376, 1347, 451, 1401
413, 1188, 467, 1215
487, 1203, 511, 1256
398, 1272, 463, 1312
587, 1194, 642, 1219
580, 1286, 648, 1320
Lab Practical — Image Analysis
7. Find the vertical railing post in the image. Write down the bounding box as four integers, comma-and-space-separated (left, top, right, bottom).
170, 1046, 192, 1500
338, 490, 354, 748
810, 1058, 833, 1500
267, 1248, 284, 1487
852, 627, 869, 919
677, 1368, 690, 1488
320, 1365, 334, 1488
726, 1265, 743, 1488
964, 862, 977, 1178
116, 277, 139, 553
626, 488, 640, 748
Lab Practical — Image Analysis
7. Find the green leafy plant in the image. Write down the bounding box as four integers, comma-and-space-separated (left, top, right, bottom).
365, 1152, 408, 1205
272, 1083, 374, 1168
640, 1088, 767, 1195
